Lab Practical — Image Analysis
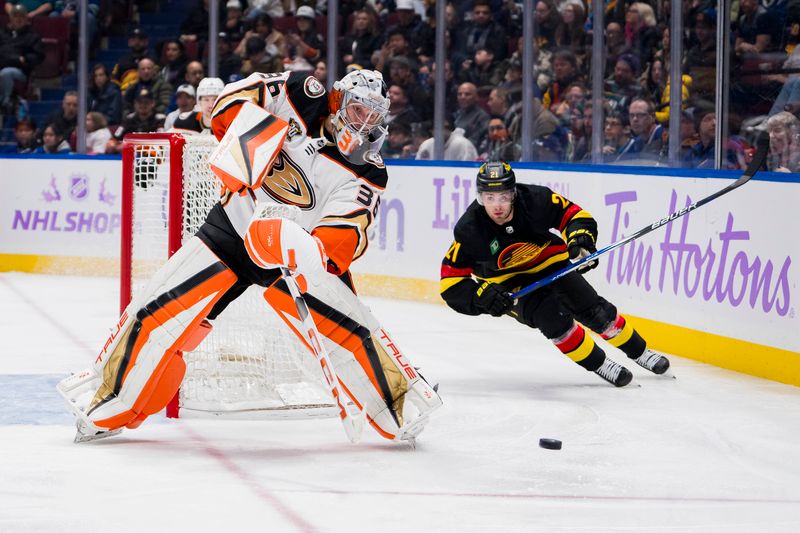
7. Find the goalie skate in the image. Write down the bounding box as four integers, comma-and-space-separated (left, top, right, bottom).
57, 368, 124, 443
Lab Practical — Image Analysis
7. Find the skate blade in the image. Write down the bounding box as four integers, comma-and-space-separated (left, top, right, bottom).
74, 428, 122, 444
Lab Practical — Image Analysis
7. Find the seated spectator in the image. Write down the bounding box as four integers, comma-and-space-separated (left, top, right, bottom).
382, 121, 413, 160
458, 46, 504, 89
284, 5, 324, 72
604, 21, 628, 78
235, 14, 286, 66
560, 2, 588, 61
679, 108, 700, 161
683, 108, 753, 169
735, 0, 784, 56
766, 111, 800, 172
123, 58, 173, 115
50, 0, 100, 47
5, 0, 51, 18
386, 56, 429, 117
313, 59, 327, 84
340, 8, 382, 71
112, 27, 157, 92
425, 59, 458, 118
0, 5, 44, 113
158, 39, 189, 88
454, 81, 490, 149
85, 111, 111, 154
416, 120, 478, 161
602, 112, 630, 162
551, 82, 587, 127
486, 86, 520, 142
386, 83, 420, 128
530, 98, 567, 162
106, 88, 166, 153
0, 117, 37, 153
625, 3, 659, 66
604, 54, 644, 119
164, 84, 196, 130
45, 91, 78, 141
458, 0, 507, 61
478, 116, 522, 162
565, 99, 590, 162
372, 28, 418, 73
88, 64, 122, 125
240, 35, 279, 76
386, 0, 424, 45
216, 32, 243, 83
183, 60, 205, 88
543, 49, 583, 113
534, 0, 564, 52
35, 123, 71, 154
684, 10, 716, 108
618, 98, 667, 163
223, 0, 246, 42
173, 77, 223, 134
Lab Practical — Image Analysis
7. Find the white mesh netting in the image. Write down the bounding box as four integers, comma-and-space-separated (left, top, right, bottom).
127, 134, 333, 417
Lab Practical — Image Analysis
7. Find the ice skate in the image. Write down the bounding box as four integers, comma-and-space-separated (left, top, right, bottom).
633, 348, 670, 375
594, 358, 633, 387
74, 420, 122, 444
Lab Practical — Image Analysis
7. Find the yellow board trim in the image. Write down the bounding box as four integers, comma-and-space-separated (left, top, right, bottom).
0, 254, 119, 276
5, 255, 798, 387
623, 315, 800, 387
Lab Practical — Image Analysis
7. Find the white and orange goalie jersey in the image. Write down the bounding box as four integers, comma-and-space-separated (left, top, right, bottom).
209, 70, 387, 276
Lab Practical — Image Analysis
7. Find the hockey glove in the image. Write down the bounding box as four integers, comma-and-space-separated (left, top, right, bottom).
567, 230, 599, 273
474, 281, 515, 316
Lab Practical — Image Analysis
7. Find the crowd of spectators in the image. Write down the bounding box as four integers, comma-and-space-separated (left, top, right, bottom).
1, 0, 800, 171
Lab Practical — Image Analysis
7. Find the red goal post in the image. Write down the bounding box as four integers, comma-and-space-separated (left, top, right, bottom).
120, 132, 334, 419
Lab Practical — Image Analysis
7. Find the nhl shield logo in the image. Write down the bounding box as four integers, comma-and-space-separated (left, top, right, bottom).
69, 174, 89, 201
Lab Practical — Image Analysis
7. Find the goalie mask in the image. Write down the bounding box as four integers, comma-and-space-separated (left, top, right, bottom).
476, 160, 516, 205
328, 69, 389, 164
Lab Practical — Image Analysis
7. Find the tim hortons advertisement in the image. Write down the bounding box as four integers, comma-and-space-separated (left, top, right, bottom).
357, 164, 798, 353
0, 159, 122, 257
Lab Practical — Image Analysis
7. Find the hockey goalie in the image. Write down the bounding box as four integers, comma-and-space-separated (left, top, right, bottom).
57, 69, 442, 444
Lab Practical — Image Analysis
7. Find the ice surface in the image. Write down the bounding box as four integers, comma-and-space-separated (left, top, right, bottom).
1, 272, 799, 532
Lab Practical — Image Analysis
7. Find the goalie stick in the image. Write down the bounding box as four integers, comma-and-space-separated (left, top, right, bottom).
511, 132, 770, 300
280, 259, 367, 443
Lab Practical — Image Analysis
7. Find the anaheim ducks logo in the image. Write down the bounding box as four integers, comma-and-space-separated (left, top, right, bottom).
497, 242, 545, 270
261, 153, 315, 208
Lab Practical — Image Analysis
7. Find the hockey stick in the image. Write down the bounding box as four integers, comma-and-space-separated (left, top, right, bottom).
511, 132, 770, 300
280, 254, 367, 444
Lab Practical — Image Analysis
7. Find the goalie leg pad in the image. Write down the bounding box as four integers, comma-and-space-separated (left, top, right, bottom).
264, 271, 442, 441
64, 238, 238, 432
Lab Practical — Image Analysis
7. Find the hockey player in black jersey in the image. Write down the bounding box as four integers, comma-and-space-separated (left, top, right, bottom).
440, 160, 670, 386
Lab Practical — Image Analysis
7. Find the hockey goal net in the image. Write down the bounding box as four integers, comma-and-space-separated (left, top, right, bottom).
120, 133, 333, 419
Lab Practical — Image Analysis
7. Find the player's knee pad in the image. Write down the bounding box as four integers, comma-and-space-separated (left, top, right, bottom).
264, 271, 442, 441
83, 238, 237, 431
517, 291, 574, 340
244, 213, 326, 274
573, 296, 618, 333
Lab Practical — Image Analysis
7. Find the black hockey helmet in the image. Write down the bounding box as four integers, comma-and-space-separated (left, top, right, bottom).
476, 160, 516, 194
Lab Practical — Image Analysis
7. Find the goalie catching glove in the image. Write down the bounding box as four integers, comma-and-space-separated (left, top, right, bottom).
567, 228, 598, 273
474, 281, 514, 316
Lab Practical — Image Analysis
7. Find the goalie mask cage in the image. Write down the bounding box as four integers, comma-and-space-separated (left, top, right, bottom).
120, 133, 334, 419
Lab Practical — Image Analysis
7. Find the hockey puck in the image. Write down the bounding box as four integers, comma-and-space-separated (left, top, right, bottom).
539, 438, 562, 450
